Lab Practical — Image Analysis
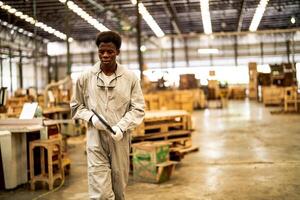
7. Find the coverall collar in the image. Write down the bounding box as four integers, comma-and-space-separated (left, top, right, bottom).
92, 61, 125, 88
91, 61, 125, 77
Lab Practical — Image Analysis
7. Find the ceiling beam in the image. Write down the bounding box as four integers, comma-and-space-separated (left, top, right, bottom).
237, 0, 246, 32
163, 0, 183, 35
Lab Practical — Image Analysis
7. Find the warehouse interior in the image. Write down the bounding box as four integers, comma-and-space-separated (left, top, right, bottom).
0, 0, 300, 199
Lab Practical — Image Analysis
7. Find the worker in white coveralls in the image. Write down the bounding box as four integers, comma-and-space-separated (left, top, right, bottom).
70, 31, 145, 200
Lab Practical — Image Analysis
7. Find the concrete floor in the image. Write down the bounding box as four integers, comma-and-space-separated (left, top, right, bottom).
1, 100, 300, 200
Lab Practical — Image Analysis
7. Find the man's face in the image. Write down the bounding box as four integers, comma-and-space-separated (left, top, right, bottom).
98, 42, 119, 68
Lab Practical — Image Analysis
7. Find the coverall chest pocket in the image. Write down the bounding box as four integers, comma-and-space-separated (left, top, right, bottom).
110, 93, 130, 112
84, 93, 97, 110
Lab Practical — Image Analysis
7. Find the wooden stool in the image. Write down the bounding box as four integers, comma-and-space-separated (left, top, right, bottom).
284, 86, 299, 112
29, 136, 64, 190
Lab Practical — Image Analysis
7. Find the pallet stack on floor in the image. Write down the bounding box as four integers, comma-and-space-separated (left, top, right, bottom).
132, 110, 198, 161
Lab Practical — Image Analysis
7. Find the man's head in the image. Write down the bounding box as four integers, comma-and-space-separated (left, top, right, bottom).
95, 31, 122, 70
95, 31, 122, 50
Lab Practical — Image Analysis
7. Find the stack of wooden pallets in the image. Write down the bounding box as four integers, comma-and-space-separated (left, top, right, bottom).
132, 110, 198, 161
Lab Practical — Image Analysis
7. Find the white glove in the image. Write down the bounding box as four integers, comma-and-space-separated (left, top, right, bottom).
111, 126, 123, 141
91, 115, 106, 130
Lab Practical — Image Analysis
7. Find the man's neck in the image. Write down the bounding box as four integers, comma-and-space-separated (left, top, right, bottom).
101, 63, 117, 76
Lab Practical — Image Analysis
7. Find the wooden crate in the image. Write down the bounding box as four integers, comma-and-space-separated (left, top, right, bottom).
132, 141, 177, 183
229, 86, 246, 99
144, 94, 160, 110
262, 86, 284, 106
132, 141, 170, 164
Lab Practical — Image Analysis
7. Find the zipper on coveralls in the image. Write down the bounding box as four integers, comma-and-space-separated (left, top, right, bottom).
105, 86, 108, 111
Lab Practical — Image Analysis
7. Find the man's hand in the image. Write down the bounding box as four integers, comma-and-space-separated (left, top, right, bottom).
111, 126, 123, 141
91, 115, 106, 130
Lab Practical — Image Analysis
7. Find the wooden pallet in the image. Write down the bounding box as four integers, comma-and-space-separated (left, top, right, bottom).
170, 146, 199, 161
132, 130, 194, 159
132, 130, 192, 142
133, 110, 192, 137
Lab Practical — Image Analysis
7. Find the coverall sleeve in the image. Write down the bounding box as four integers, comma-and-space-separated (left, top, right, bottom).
116, 79, 145, 132
70, 75, 94, 122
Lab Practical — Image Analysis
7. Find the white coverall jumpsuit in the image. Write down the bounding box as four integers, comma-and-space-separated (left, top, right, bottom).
70, 62, 145, 200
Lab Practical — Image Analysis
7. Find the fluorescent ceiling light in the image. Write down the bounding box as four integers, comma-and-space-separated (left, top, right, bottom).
60, 0, 109, 32
68, 37, 74, 42
131, 0, 165, 37
0, 19, 34, 38
140, 45, 147, 52
291, 16, 296, 24
249, 0, 269, 32
200, 0, 212, 34
0, 2, 72, 41
8, 8, 16, 14
15, 11, 23, 16
198, 48, 219, 54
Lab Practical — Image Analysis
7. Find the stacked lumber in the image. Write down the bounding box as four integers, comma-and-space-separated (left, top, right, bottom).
144, 89, 207, 111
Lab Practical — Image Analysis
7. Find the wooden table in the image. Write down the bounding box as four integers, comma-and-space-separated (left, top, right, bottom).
0, 119, 45, 189
43, 106, 70, 120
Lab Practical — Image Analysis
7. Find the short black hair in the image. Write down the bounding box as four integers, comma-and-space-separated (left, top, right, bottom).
95, 31, 122, 50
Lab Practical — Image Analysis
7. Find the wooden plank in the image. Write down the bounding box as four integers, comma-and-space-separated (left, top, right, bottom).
132, 130, 192, 140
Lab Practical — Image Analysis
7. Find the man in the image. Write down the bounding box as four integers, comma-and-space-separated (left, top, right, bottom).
70, 31, 145, 200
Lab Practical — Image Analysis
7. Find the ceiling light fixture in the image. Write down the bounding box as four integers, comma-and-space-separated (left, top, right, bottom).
291, 16, 296, 24
198, 48, 219, 54
200, 0, 212, 34
131, 0, 165, 37
249, 0, 269, 32
140, 45, 147, 52
59, 0, 109, 32
0, 19, 34, 38
0, 1, 72, 41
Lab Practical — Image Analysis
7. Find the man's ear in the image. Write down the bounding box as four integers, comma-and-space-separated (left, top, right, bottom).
116, 49, 120, 55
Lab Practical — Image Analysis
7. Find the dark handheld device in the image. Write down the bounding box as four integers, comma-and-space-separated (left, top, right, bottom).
91, 109, 115, 135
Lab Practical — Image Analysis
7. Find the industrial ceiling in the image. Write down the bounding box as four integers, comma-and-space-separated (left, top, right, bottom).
0, 0, 299, 42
